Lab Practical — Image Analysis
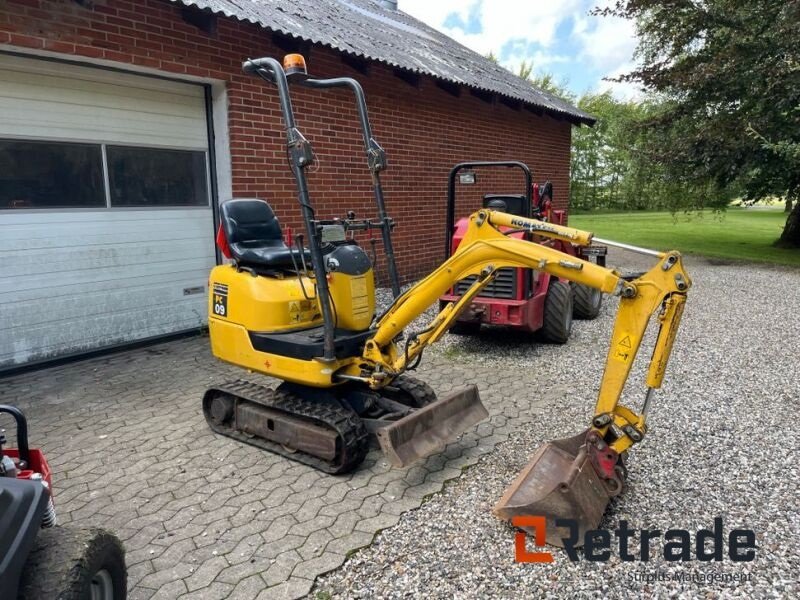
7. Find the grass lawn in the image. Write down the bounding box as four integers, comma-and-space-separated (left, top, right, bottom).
570, 207, 800, 267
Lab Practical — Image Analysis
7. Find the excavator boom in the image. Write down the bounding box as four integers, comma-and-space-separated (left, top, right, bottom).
357, 209, 691, 544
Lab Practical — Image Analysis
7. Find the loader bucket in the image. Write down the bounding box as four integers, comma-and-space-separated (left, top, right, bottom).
376, 385, 488, 468
494, 429, 613, 548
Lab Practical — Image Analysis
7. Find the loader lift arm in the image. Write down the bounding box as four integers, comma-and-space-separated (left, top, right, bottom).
356, 208, 691, 459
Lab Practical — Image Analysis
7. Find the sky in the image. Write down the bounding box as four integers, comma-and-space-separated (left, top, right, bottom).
398, 0, 642, 100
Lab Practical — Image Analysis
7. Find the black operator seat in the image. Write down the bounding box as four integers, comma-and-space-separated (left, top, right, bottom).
220, 199, 311, 270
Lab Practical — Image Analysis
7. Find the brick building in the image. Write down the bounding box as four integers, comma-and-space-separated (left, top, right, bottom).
0, 0, 593, 369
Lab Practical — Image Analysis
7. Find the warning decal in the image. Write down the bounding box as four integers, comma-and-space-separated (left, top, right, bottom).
612, 332, 634, 364
288, 299, 314, 323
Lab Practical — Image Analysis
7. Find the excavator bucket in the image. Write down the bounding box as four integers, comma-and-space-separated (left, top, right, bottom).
494, 429, 614, 548
376, 385, 488, 468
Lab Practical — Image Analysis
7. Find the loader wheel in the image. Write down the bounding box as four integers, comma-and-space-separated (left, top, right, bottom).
572, 283, 602, 319
538, 280, 573, 344
383, 374, 437, 408
19, 526, 127, 600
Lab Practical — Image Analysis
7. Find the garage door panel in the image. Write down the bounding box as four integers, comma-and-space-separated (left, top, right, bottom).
1, 209, 214, 280
3, 237, 214, 277
0, 55, 217, 369
0, 227, 209, 251
0, 268, 211, 303
0, 101, 207, 148
7, 255, 215, 294
1, 275, 209, 331
0, 55, 207, 148
0, 208, 212, 229
0, 54, 206, 96
0, 304, 207, 367
0, 70, 206, 117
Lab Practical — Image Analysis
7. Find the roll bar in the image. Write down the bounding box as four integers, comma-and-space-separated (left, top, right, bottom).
295, 76, 401, 298
445, 161, 533, 259
243, 56, 402, 360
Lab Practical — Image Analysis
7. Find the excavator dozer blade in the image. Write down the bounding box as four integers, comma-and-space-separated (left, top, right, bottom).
493, 429, 612, 548
376, 385, 488, 468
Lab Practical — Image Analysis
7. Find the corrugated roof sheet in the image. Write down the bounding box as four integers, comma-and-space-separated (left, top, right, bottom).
172, 0, 594, 125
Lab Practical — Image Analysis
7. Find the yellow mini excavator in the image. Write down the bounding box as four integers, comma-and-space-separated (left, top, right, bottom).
205, 54, 691, 544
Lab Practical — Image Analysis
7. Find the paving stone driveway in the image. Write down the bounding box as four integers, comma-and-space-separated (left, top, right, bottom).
0, 336, 561, 599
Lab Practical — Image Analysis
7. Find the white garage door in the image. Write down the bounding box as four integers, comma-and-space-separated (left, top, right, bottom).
0, 54, 216, 369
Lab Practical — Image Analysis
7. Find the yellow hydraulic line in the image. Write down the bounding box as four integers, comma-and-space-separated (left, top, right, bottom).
646, 294, 686, 390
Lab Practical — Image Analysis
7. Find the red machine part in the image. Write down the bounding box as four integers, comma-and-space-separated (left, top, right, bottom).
215, 223, 232, 259
441, 215, 578, 332
4, 448, 53, 495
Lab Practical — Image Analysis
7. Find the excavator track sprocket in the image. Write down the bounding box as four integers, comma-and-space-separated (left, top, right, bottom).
203, 379, 369, 474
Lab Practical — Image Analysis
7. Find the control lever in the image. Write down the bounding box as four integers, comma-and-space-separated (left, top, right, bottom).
291, 234, 316, 301
368, 228, 379, 279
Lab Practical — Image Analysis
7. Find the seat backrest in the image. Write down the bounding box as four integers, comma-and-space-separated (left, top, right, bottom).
220, 199, 283, 246
482, 194, 528, 217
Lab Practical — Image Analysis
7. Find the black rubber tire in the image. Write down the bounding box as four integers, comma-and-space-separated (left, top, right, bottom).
572, 282, 602, 320
383, 374, 437, 408
19, 527, 127, 600
537, 280, 573, 344
449, 320, 482, 336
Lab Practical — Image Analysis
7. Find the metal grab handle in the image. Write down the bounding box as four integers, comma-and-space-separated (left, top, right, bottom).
0, 405, 30, 466
295, 75, 400, 297
243, 58, 276, 75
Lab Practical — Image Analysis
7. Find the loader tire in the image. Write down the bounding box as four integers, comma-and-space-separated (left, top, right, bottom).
572, 282, 602, 319
538, 280, 573, 344
19, 526, 127, 600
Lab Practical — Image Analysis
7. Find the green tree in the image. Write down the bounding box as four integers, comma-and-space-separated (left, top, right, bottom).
526, 72, 574, 103
488, 53, 696, 212
599, 0, 800, 246
517, 60, 533, 81
571, 93, 685, 211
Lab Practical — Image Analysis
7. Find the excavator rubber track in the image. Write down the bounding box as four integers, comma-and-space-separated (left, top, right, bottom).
203, 379, 369, 474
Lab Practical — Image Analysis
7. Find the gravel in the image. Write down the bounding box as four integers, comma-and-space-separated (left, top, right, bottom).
315, 251, 800, 599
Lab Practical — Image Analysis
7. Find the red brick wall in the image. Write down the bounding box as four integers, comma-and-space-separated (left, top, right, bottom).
1, 0, 573, 282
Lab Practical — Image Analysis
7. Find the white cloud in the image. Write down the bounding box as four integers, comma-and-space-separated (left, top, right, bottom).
399, 0, 640, 99
572, 10, 637, 71
596, 61, 646, 101
401, 0, 584, 55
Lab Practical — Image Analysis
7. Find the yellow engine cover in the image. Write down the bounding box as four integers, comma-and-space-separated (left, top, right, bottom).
209, 265, 322, 332
206, 243, 376, 386
327, 271, 375, 331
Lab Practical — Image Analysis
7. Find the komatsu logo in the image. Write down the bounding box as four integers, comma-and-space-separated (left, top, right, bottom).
510, 218, 535, 229
509, 218, 557, 234
513, 517, 757, 563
